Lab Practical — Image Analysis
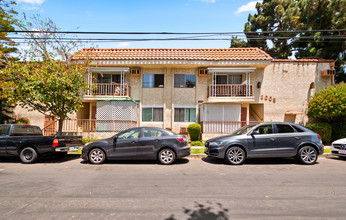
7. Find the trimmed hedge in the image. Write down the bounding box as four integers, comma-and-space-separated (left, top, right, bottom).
331, 122, 346, 141
306, 123, 332, 144
188, 123, 201, 141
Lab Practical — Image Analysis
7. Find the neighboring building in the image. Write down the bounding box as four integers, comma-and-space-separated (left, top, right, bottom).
13, 48, 334, 139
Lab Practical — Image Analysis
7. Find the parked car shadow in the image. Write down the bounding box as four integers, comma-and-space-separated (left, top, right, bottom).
80, 158, 190, 165
326, 155, 346, 161
0, 154, 81, 164
202, 156, 316, 165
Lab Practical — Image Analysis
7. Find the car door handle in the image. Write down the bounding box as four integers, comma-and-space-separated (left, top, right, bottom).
131, 141, 137, 144
155, 139, 160, 142
270, 138, 276, 142
295, 137, 301, 140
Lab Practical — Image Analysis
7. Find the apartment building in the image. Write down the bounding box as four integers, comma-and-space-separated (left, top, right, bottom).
13, 48, 334, 139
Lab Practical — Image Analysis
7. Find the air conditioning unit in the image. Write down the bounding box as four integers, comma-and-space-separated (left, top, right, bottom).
198, 68, 208, 76
321, 69, 335, 77
130, 68, 141, 75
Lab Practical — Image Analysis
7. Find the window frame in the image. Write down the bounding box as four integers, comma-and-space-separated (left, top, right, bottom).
142, 107, 164, 122
174, 108, 196, 122
174, 74, 196, 88
142, 74, 164, 88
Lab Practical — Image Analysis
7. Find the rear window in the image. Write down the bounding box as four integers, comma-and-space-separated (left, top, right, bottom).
292, 125, 305, 132
12, 126, 42, 136
0, 125, 10, 136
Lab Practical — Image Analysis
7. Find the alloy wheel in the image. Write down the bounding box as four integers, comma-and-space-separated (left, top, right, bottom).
89, 148, 105, 164
159, 149, 175, 165
300, 146, 317, 164
226, 147, 245, 165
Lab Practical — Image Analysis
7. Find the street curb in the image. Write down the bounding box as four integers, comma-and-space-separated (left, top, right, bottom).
188, 153, 332, 159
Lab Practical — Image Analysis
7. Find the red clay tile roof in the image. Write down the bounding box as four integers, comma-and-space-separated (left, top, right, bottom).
272, 58, 334, 63
70, 48, 272, 61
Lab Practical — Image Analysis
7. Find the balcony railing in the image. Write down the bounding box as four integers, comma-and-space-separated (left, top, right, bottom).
87, 83, 130, 96
43, 119, 137, 135
208, 84, 253, 97
201, 121, 261, 134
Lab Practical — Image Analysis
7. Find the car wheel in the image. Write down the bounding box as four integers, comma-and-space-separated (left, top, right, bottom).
225, 147, 246, 165
297, 146, 318, 165
20, 147, 38, 164
88, 148, 106, 164
158, 148, 176, 165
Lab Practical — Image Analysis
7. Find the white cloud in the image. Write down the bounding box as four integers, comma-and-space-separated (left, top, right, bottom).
201, 0, 216, 3
18, 0, 46, 5
21, 5, 40, 11
235, 1, 261, 14
116, 42, 131, 47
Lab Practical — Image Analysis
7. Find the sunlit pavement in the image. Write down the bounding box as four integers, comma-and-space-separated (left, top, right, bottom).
0, 155, 345, 219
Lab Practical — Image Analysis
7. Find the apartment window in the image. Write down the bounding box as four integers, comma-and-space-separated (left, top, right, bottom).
174, 108, 196, 122
143, 74, 164, 88
97, 74, 120, 83
174, 74, 196, 88
215, 74, 242, 84
142, 108, 163, 122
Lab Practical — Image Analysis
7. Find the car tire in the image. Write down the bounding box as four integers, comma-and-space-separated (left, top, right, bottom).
158, 148, 176, 165
225, 146, 246, 165
88, 148, 106, 164
297, 146, 318, 165
20, 147, 38, 164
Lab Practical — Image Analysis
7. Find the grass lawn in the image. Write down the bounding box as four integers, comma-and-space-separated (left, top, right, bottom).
191, 148, 205, 154
324, 148, 331, 154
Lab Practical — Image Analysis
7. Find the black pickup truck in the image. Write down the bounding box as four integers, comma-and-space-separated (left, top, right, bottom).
0, 124, 83, 163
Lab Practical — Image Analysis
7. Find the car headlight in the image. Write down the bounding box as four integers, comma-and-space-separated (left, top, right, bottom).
208, 141, 223, 146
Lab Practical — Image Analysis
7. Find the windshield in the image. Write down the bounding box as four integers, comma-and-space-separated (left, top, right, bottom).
232, 124, 256, 135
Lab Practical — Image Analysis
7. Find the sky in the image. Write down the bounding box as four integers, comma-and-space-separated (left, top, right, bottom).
13, 0, 262, 49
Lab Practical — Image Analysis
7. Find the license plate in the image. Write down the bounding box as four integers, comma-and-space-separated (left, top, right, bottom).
69, 146, 80, 152
338, 150, 346, 155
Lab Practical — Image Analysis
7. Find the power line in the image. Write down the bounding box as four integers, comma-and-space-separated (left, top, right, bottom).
1, 29, 345, 35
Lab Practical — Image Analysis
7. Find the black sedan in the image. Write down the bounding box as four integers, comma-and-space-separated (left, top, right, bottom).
205, 122, 324, 165
82, 127, 190, 165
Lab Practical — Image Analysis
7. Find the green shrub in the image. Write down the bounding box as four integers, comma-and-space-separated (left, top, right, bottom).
307, 82, 346, 122
331, 122, 346, 142
13, 117, 30, 124
306, 123, 332, 144
83, 138, 99, 145
188, 123, 201, 141
190, 141, 204, 146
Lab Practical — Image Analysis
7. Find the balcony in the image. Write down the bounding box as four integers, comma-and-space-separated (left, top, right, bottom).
43, 119, 138, 135
85, 83, 130, 99
207, 84, 254, 103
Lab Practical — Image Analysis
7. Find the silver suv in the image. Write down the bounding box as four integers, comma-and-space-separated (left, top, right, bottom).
205, 122, 324, 165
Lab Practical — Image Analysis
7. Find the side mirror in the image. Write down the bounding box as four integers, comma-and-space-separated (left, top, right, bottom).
251, 130, 259, 136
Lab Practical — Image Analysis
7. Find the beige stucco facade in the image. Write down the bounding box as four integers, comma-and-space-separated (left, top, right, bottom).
11, 54, 334, 139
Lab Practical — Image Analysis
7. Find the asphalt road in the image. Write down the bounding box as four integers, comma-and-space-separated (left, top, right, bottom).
0, 155, 346, 220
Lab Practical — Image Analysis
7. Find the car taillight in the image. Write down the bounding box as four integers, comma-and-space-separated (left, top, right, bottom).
53, 139, 59, 147
318, 135, 322, 140
176, 137, 185, 142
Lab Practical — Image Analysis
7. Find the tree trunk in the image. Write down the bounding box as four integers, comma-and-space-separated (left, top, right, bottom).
57, 117, 65, 136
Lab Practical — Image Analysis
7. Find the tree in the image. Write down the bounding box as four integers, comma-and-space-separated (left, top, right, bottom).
0, 0, 17, 123
234, 0, 345, 80
0, 15, 89, 134
0, 0, 17, 66
242, 0, 301, 59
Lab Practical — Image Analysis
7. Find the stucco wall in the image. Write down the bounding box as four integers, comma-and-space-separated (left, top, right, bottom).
258, 62, 331, 124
